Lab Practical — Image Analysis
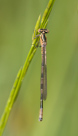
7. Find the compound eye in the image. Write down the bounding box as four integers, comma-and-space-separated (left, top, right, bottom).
38, 29, 44, 33
38, 29, 42, 33
45, 30, 49, 33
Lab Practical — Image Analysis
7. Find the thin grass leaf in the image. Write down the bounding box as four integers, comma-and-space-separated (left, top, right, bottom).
40, 0, 55, 28
0, 68, 22, 135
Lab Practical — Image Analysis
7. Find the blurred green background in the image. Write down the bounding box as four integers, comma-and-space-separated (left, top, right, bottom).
0, 0, 78, 136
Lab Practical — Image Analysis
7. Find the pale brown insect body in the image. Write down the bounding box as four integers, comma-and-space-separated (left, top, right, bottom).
38, 29, 49, 121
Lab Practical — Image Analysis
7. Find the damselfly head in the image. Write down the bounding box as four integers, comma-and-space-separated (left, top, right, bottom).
38, 29, 49, 34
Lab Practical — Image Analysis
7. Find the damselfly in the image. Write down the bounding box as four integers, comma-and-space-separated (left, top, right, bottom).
35, 29, 49, 121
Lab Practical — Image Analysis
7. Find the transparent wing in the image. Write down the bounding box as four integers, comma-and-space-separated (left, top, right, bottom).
43, 47, 47, 100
